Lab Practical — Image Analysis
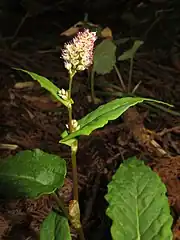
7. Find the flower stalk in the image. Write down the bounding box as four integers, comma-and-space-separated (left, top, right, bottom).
71, 141, 79, 201
67, 73, 74, 133
60, 28, 97, 240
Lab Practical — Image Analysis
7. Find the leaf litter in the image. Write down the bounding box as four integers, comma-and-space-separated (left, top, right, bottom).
0, 1, 180, 239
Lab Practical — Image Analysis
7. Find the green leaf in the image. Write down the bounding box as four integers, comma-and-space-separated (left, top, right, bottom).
60, 97, 171, 145
93, 39, 117, 75
60, 97, 144, 145
40, 211, 71, 240
105, 156, 173, 240
0, 149, 66, 198
118, 40, 144, 61
14, 68, 73, 108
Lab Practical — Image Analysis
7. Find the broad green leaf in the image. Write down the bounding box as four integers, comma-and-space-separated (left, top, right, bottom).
40, 211, 71, 240
0, 149, 66, 198
14, 68, 73, 108
118, 40, 144, 61
93, 39, 116, 75
105, 156, 173, 240
60, 97, 171, 145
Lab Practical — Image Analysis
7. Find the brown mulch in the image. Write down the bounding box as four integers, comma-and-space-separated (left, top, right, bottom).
0, 3, 180, 239
0, 45, 180, 239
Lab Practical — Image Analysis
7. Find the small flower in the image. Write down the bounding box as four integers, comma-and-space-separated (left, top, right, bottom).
62, 29, 97, 74
57, 88, 69, 100
66, 119, 80, 132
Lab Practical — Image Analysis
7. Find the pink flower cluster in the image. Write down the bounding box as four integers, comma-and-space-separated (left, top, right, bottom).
62, 29, 97, 74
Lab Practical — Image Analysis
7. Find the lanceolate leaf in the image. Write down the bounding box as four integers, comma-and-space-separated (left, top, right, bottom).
60, 97, 143, 145
105, 157, 173, 240
14, 68, 73, 108
0, 149, 66, 198
60, 97, 171, 145
40, 211, 71, 240
93, 39, 117, 75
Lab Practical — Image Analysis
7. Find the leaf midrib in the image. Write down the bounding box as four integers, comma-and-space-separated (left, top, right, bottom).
135, 185, 141, 240
62, 98, 143, 142
79, 99, 142, 127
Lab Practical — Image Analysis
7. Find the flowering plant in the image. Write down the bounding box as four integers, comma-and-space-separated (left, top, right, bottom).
0, 27, 172, 239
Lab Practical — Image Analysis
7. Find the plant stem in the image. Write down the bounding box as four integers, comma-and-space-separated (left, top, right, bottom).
67, 72, 85, 240
52, 192, 70, 220
132, 80, 142, 94
71, 142, 79, 201
68, 107, 73, 132
114, 64, 126, 91
78, 227, 85, 240
128, 57, 134, 93
68, 73, 73, 132
90, 70, 96, 103
67, 73, 79, 201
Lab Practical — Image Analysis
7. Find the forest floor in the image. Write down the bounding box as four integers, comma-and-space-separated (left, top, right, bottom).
0, 0, 180, 239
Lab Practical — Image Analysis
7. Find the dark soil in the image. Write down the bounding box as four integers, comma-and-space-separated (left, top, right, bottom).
0, 0, 180, 239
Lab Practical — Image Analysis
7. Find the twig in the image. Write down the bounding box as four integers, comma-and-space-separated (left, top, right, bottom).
12, 12, 30, 39
157, 126, 180, 137
142, 15, 161, 40
0, 143, 19, 150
